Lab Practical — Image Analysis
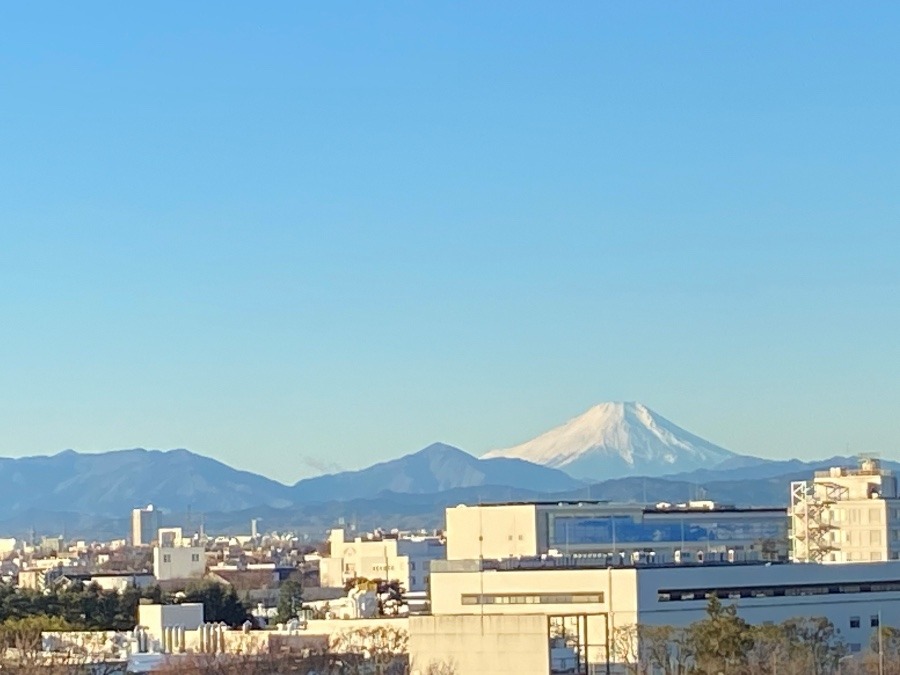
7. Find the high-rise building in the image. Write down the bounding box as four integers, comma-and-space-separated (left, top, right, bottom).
131, 504, 160, 547
790, 458, 900, 563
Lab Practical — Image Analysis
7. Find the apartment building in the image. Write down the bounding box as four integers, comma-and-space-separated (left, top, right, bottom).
790, 458, 900, 562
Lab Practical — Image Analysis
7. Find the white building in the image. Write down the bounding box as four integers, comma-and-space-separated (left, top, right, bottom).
446, 501, 788, 562
411, 556, 900, 675
132, 504, 161, 547
790, 457, 900, 563
153, 543, 206, 581
319, 529, 445, 593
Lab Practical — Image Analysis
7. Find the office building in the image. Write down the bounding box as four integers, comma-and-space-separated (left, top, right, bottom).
790, 457, 900, 562
446, 500, 788, 562
132, 504, 161, 547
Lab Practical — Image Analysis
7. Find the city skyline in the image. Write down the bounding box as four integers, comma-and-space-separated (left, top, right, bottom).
2, 3, 899, 483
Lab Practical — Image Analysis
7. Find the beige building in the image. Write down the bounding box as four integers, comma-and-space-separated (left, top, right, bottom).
790, 458, 900, 563
446, 501, 787, 562
319, 529, 445, 593
151, 526, 206, 581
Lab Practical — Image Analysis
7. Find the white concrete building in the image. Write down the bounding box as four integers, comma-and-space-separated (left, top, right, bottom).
153, 543, 206, 581
790, 457, 900, 563
411, 557, 900, 675
132, 504, 161, 547
319, 529, 445, 593
446, 501, 788, 562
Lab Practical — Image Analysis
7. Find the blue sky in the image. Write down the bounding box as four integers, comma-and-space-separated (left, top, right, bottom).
1, 3, 898, 482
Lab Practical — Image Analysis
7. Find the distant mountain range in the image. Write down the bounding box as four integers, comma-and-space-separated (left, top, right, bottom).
0, 401, 893, 538
483, 402, 742, 480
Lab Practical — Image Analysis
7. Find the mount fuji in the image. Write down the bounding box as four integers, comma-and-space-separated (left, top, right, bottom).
481, 402, 744, 480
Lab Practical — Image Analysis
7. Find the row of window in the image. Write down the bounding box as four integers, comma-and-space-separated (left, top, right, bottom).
658, 580, 900, 602
849, 615, 879, 629
550, 515, 785, 547
161, 553, 201, 563
461, 592, 604, 606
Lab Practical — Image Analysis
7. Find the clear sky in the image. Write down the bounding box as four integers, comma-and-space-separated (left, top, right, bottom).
2, 3, 898, 483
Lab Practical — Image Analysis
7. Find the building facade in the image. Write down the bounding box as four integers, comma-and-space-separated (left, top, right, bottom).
446, 501, 788, 562
412, 557, 900, 675
132, 505, 161, 547
790, 458, 900, 563
153, 543, 206, 581
319, 529, 445, 593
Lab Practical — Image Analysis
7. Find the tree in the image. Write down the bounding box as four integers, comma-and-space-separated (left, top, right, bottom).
746, 622, 793, 675
182, 580, 251, 626
611, 623, 641, 674
682, 596, 753, 674
861, 626, 900, 675
638, 625, 684, 675
781, 616, 845, 675
274, 578, 304, 624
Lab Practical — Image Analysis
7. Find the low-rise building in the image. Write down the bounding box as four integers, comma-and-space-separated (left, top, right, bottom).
153, 543, 206, 581
412, 556, 900, 675
319, 529, 445, 593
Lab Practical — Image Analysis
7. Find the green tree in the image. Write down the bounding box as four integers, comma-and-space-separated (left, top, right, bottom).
0, 614, 74, 653
274, 578, 303, 624
682, 596, 753, 674
182, 580, 250, 626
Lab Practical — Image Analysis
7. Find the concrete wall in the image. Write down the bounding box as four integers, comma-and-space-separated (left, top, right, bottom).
138, 603, 205, 639
410, 614, 548, 675
445, 504, 538, 561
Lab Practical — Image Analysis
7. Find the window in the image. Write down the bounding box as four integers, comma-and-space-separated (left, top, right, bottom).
872, 615, 880, 627
850, 617, 860, 628
191, 554, 200, 562
461, 592, 603, 606
410, 562, 416, 570
657, 582, 900, 603
163, 554, 171, 563
410, 576, 416, 586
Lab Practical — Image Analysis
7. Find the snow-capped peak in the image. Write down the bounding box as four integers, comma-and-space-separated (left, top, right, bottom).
481, 402, 737, 480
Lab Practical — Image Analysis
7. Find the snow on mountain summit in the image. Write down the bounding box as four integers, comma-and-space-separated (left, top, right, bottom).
481, 402, 738, 480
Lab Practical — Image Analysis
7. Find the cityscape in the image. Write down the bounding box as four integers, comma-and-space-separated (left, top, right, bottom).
3, 3, 900, 675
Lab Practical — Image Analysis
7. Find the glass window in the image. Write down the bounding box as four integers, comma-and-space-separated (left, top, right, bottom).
850, 617, 860, 628
871, 615, 880, 627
